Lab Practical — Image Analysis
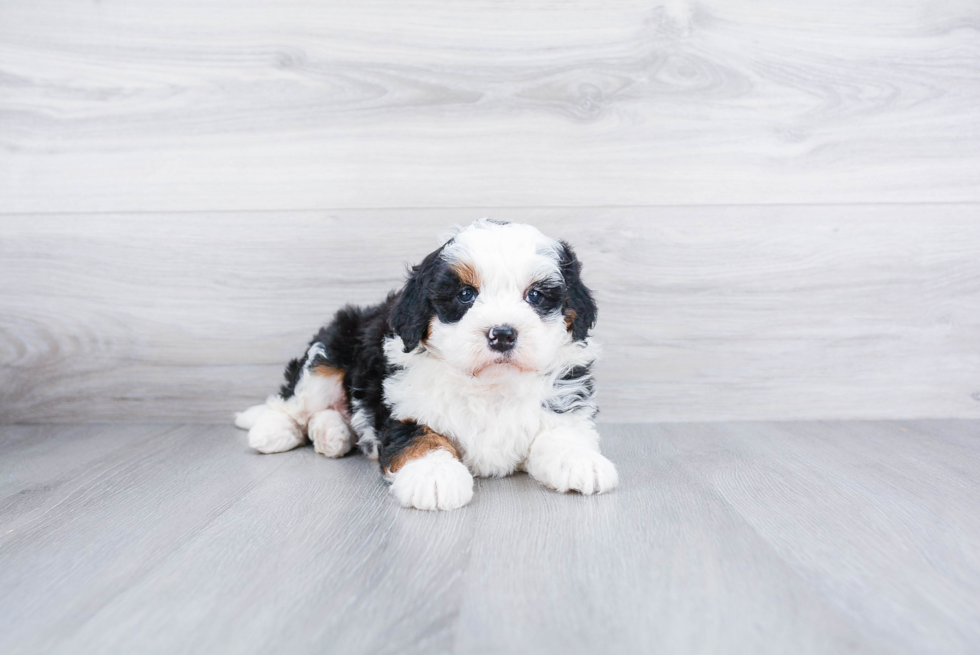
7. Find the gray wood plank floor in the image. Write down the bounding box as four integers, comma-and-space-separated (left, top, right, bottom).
2, 421, 978, 654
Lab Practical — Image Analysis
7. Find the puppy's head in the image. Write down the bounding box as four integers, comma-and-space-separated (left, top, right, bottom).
389, 220, 597, 376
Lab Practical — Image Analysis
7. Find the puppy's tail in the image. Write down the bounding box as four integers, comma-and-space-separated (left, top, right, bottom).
234, 403, 268, 430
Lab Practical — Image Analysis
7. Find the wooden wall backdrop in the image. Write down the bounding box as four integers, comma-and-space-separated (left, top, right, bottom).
1, 0, 979, 423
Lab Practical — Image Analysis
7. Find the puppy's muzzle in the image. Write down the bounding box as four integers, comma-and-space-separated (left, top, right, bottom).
487, 325, 518, 353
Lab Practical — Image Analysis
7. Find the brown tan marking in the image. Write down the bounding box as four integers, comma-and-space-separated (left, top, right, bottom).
308, 364, 350, 419
564, 308, 577, 331
310, 362, 343, 378
452, 260, 481, 289
388, 427, 460, 473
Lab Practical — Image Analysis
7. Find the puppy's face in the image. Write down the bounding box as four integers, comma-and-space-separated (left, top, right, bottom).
390, 220, 597, 377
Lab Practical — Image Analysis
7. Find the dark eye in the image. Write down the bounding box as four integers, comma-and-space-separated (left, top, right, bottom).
525, 289, 544, 305
457, 287, 477, 303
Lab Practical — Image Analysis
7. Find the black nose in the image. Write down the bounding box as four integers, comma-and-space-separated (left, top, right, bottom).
487, 325, 518, 352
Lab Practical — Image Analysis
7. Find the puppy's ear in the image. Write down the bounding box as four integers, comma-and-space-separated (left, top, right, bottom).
558, 241, 597, 341
389, 247, 443, 353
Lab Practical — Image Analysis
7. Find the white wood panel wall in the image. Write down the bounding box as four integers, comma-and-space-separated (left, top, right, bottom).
3, 0, 980, 211
1, 0, 978, 422
2, 208, 978, 423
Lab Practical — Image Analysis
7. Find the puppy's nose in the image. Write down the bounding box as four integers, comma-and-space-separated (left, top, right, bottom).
487, 325, 518, 352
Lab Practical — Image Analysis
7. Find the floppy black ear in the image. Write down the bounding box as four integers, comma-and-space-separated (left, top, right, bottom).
389, 247, 443, 353
558, 241, 598, 341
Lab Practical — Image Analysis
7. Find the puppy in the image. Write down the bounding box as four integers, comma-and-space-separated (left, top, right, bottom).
235, 219, 618, 510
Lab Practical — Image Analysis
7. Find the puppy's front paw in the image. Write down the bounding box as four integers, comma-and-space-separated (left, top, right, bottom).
389, 450, 474, 511
530, 448, 618, 495
308, 410, 352, 458
248, 410, 304, 454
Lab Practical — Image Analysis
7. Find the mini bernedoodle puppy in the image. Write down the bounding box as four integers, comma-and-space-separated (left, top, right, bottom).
235, 219, 618, 510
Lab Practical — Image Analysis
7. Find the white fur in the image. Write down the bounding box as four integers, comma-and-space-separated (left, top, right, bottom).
385, 335, 600, 479
234, 403, 267, 430
247, 342, 349, 454
389, 449, 474, 511
524, 414, 619, 494
237, 219, 618, 509
266, 346, 347, 427
248, 409, 304, 454
349, 398, 380, 459
381, 220, 608, 483
433, 221, 567, 376
308, 409, 353, 458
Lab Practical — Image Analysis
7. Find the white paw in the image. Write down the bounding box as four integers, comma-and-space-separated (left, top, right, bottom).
531, 448, 619, 495
308, 410, 353, 458
234, 403, 268, 430
248, 410, 304, 454
389, 450, 474, 511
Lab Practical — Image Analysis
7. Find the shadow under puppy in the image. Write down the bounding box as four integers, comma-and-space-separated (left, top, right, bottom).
235, 219, 618, 510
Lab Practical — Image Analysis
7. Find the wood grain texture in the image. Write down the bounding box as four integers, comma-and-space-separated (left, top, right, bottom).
684, 420, 980, 655
2, 421, 979, 653
1, 0, 979, 212
2, 206, 978, 423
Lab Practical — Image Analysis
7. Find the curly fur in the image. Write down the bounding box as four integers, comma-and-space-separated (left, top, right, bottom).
236, 219, 617, 510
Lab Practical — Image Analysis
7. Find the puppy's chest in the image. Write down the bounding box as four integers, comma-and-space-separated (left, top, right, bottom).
384, 364, 546, 477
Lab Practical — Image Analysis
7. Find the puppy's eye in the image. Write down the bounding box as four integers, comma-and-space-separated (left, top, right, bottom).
525, 289, 544, 305
457, 287, 477, 303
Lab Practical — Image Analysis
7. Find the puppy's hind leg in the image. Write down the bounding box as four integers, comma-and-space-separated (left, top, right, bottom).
308, 409, 353, 458
235, 403, 268, 430
247, 341, 349, 455
248, 407, 305, 454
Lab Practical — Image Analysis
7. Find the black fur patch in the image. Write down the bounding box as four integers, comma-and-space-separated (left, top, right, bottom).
377, 419, 427, 471
388, 247, 443, 353
558, 241, 598, 341
277, 294, 398, 437
525, 279, 565, 318
278, 355, 307, 400
389, 246, 477, 352
428, 264, 478, 324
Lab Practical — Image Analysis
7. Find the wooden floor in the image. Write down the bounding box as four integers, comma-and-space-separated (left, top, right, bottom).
2, 421, 978, 654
